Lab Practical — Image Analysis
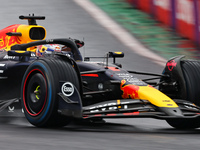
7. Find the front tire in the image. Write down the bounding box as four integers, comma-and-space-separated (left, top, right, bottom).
166, 118, 200, 129
165, 59, 200, 129
21, 57, 80, 127
181, 60, 200, 106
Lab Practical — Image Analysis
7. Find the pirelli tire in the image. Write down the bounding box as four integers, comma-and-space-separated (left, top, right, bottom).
167, 60, 200, 129
181, 60, 200, 106
166, 118, 200, 129
21, 57, 80, 127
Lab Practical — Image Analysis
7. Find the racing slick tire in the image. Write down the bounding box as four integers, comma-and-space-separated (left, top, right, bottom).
21, 57, 80, 127
166, 60, 200, 129
181, 60, 200, 106
166, 118, 200, 129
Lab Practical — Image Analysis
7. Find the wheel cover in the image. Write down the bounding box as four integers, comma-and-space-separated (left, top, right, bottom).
23, 69, 48, 116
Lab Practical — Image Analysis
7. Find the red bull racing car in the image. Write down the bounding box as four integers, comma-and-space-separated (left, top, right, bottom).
0, 15, 200, 129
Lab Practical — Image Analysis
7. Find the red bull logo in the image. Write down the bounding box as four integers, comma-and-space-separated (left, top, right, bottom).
0, 24, 21, 50
120, 80, 140, 99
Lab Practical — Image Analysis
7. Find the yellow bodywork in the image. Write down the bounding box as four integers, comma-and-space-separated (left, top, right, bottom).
120, 79, 178, 108
14, 50, 27, 53
17, 24, 46, 46
138, 86, 178, 108
0, 24, 46, 51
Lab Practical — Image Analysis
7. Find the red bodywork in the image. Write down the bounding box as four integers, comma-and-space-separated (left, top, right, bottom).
0, 24, 21, 50
120, 80, 140, 99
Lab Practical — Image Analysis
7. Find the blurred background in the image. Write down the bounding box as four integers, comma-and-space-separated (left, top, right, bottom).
93, 0, 200, 60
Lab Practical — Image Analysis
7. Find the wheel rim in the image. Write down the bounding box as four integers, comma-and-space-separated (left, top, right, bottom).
35, 85, 41, 100
23, 69, 48, 116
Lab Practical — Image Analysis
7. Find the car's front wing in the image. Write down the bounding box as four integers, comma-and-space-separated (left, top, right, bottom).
82, 99, 200, 120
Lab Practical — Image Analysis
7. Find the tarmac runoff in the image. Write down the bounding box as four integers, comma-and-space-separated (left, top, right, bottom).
73, 0, 167, 66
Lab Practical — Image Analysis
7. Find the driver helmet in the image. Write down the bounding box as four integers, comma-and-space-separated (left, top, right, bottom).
36, 44, 61, 56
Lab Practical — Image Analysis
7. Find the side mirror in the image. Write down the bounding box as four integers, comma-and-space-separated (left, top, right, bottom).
109, 52, 124, 58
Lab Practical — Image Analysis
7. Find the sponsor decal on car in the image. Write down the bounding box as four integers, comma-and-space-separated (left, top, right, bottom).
98, 83, 103, 90
120, 79, 140, 99
61, 82, 74, 97
8, 106, 14, 112
31, 53, 36, 57
166, 60, 177, 71
3, 55, 15, 59
117, 73, 147, 86
87, 100, 131, 113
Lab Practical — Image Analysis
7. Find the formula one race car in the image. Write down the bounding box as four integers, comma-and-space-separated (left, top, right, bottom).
0, 15, 200, 129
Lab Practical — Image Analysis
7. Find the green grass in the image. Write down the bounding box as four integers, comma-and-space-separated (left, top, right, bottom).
91, 0, 200, 60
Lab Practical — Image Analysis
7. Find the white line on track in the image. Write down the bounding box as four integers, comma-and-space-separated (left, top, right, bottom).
73, 0, 167, 66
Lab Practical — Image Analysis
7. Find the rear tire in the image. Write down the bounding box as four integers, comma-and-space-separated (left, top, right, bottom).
21, 57, 80, 127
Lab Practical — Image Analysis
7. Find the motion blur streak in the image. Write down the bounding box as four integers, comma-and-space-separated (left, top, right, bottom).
73, 0, 167, 66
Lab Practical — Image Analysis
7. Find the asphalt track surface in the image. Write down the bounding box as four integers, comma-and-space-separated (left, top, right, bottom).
0, 0, 200, 150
